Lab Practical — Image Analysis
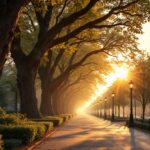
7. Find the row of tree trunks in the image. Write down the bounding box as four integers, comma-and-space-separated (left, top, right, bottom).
7, 0, 145, 118
40, 86, 54, 116
39, 73, 72, 116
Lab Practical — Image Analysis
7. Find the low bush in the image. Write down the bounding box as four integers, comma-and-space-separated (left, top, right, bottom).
135, 118, 150, 124
0, 135, 3, 150
0, 125, 37, 144
37, 122, 53, 132
32, 116, 63, 127
58, 114, 70, 122
67, 114, 74, 118
0, 108, 6, 115
34, 125, 46, 139
134, 121, 150, 130
28, 121, 53, 132
4, 139, 22, 150
0, 113, 28, 125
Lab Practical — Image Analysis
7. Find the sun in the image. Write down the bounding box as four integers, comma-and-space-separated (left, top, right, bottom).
114, 66, 128, 79
77, 64, 129, 112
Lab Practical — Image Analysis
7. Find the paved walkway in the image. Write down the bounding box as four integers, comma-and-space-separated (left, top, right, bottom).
34, 115, 150, 150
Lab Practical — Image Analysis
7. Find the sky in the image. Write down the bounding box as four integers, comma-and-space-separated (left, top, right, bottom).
138, 22, 150, 52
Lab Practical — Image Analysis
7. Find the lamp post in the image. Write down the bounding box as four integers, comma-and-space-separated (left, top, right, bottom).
111, 92, 115, 121
104, 97, 107, 119
97, 102, 99, 117
129, 80, 134, 126
96, 103, 99, 117
134, 99, 136, 119
99, 100, 102, 117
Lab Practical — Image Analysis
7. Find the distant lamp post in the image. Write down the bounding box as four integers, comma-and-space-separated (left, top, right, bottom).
99, 100, 102, 117
104, 97, 107, 119
111, 92, 115, 121
134, 99, 137, 119
96, 102, 99, 117
129, 80, 134, 126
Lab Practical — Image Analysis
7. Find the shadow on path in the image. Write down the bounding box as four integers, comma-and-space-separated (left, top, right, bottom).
34, 115, 150, 150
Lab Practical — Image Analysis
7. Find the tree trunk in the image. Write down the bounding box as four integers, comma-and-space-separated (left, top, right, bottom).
52, 93, 61, 115
122, 105, 124, 118
118, 105, 120, 118
142, 103, 146, 121
16, 63, 40, 118
40, 82, 55, 116
39, 67, 67, 116
14, 89, 18, 113
0, 0, 29, 73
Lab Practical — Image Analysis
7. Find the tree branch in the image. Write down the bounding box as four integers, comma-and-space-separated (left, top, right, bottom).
55, 0, 69, 25
50, 48, 65, 76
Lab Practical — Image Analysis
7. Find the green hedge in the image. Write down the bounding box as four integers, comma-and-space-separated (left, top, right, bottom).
58, 114, 74, 121
0, 108, 55, 149
67, 114, 74, 118
0, 125, 37, 144
0, 135, 3, 150
134, 121, 150, 130
34, 125, 46, 139
0, 108, 6, 115
57, 115, 69, 122
0, 122, 51, 149
36, 122, 53, 132
32, 116, 63, 127
4, 139, 22, 150
0, 114, 28, 125
135, 118, 150, 124
0, 124, 47, 144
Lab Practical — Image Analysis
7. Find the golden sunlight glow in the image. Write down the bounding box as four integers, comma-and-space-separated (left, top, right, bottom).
114, 65, 128, 79
78, 64, 129, 113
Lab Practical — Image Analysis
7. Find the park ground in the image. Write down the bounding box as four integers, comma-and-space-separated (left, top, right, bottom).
33, 114, 150, 150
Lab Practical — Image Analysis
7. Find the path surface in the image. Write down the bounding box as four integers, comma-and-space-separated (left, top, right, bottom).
34, 115, 150, 150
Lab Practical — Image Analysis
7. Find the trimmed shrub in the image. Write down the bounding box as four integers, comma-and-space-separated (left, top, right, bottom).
0, 108, 6, 115
0, 125, 37, 144
4, 139, 22, 150
67, 114, 74, 118
0, 115, 19, 125
60, 114, 74, 119
0, 135, 3, 150
0, 114, 28, 125
66, 114, 73, 119
36, 122, 53, 132
32, 116, 63, 127
134, 121, 150, 130
34, 125, 46, 139
135, 118, 150, 124
58, 115, 69, 122
27, 121, 53, 132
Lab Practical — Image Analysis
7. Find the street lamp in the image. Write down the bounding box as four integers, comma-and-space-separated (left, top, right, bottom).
99, 100, 102, 117
96, 102, 99, 117
129, 80, 134, 126
95, 102, 99, 116
104, 97, 107, 119
111, 92, 115, 121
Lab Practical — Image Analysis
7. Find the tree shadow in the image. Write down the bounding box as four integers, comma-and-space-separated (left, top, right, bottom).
129, 128, 144, 150
129, 128, 137, 150
49, 123, 114, 140
61, 134, 129, 150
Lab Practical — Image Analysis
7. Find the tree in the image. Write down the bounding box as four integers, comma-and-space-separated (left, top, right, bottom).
39, 26, 139, 115
0, 0, 30, 75
131, 53, 150, 120
11, 0, 149, 117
